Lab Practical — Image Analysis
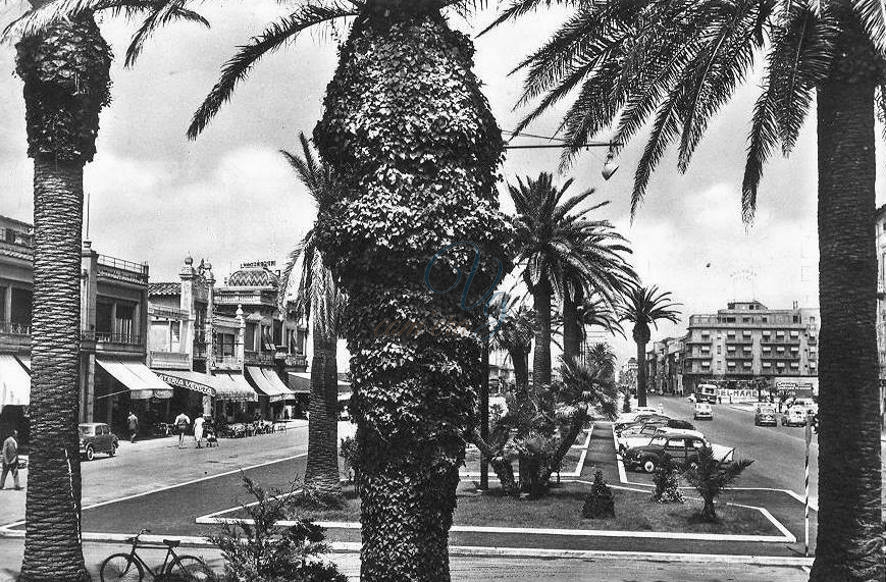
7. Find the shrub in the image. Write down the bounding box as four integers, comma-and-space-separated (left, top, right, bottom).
582, 470, 615, 519
651, 455, 684, 504
683, 447, 753, 522
209, 474, 347, 582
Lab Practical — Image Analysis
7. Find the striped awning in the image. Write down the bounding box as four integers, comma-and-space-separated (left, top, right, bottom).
0, 354, 29, 407
287, 372, 352, 402
97, 359, 174, 400
246, 366, 295, 403
155, 370, 257, 402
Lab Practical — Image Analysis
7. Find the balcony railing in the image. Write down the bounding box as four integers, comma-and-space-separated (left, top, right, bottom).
97, 254, 149, 285
149, 351, 190, 369
81, 330, 144, 345
0, 322, 31, 335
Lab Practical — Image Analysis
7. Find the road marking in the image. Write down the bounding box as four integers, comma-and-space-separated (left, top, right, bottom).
0, 452, 309, 535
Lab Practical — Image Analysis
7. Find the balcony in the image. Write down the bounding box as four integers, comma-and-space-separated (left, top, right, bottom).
725, 337, 753, 345
149, 351, 190, 370
761, 351, 800, 360
97, 254, 149, 286
149, 305, 188, 320
761, 336, 801, 345
725, 353, 754, 361
0, 321, 31, 352
0, 322, 30, 335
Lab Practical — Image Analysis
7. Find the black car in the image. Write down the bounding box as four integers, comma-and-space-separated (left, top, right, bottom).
623, 432, 709, 473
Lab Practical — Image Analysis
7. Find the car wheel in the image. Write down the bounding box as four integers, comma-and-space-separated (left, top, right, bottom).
642, 459, 657, 473
84, 445, 94, 462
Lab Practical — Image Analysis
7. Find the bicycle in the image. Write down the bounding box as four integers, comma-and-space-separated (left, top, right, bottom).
99, 528, 215, 582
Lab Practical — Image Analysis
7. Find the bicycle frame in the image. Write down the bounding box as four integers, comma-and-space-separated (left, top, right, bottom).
122, 534, 182, 579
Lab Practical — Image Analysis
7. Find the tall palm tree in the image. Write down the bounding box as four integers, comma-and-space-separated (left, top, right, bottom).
510, 172, 634, 386
188, 2, 512, 579
616, 285, 681, 409
492, 1, 886, 576
4, 3, 206, 580
279, 132, 345, 499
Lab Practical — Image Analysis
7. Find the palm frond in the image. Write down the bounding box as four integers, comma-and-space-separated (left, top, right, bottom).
741, 76, 780, 223
2, 0, 105, 40
187, 3, 357, 139
479, 0, 582, 36
851, 0, 886, 57
124, 1, 209, 67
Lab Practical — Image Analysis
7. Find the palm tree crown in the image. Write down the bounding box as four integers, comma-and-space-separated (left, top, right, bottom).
616, 285, 682, 336
495, 0, 886, 218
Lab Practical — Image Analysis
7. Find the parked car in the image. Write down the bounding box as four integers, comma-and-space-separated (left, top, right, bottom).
693, 402, 713, 421
754, 404, 778, 426
622, 432, 734, 473
615, 415, 671, 436
78, 423, 118, 461
782, 406, 812, 427
618, 425, 705, 453
615, 407, 659, 425
792, 398, 818, 415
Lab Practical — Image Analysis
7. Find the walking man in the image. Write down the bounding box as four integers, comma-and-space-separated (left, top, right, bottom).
1, 430, 21, 490
174, 411, 191, 448
127, 411, 139, 444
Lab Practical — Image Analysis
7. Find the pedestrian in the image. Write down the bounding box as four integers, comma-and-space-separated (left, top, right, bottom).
193, 415, 205, 448
657, 402, 664, 415
1, 430, 21, 490
174, 411, 191, 448
127, 411, 139, 444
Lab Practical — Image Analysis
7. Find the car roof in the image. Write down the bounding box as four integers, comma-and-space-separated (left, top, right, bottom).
655, 430, 705, 439
79, 423, 106, 427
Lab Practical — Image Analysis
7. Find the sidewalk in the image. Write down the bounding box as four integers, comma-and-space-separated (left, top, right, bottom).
0, 538, 809, 582
0, 421, 308, 528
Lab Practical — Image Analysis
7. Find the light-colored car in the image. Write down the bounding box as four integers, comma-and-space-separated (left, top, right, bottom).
78, 423, 118, 461
619, 426, 705, 453
754, 404, 778, 426
615, 407, 659, 425
782, 406, 811, 427
693, 402, 713, 420
792, 398, 818, 414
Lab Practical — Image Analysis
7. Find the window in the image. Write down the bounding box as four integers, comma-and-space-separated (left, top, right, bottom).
790, 362, 799, 368
742, 317, 751, 323
793, 315, 799, 323
727, 345, 736, 352
716, 346, 722, 354
763, 346, 771, 353
246, 323, 258, 352
727, 361, 736, 368
273, 320, 282, 346
777, 346, 785, 352
790, 330, 799, 338
743, 361, 752, 368
261, 325, 275, 351
10, 287, 32, 326
762, 316, 768, 323
702, 361, 711, 368
776, 330, 785, 337
725, 317, 736, 323
666, 438, 685, 451
743, 346, 752, 352
727, 331, 736, 338
763, 362, 772, 368
0, 286, 5, 322
777, 361, 786, 367
692, 439, 705, 449
743, 330, 752, 337
810, 361, 817, 369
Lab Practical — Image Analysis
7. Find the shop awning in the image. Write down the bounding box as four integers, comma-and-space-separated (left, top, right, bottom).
96, 359, 174, 400
154, 370, 257, 402
16, 355, 30, 371
246, 366, 296, 403
287, 372, 352, 402
0, 354, 30, 407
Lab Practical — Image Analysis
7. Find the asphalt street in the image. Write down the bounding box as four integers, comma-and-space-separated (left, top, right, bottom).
647, 395, 820, 506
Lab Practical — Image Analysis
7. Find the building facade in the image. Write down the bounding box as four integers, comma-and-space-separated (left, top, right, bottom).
874, 204, 886, 428
0, 214, 169, 438
681, 301, 819, 399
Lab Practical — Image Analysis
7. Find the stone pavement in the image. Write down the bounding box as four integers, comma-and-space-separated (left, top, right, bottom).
0, 538, 810, 582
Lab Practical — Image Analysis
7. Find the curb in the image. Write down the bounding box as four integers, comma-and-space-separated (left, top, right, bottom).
0, 531, 815, 567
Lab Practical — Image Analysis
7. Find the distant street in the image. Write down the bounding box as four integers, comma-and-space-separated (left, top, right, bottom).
648, 395, 820, 508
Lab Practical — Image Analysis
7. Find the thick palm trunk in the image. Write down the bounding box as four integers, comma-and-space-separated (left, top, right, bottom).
304, 336, 342, 497
562, 292, 581, 361
315, 12, 509, 581
809, 21, 884, 582
635, 339, 648, 408
532, 284, 553, 387
508, 346, 529, 391
21, 161, 89, 582
467, 427, 519, 496
16, 13, 110, 582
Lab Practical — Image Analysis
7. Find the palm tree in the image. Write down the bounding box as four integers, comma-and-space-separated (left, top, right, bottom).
493, 1, 886, 576
279, 132, 345, 499
616, 286, 681, 409
188, 2, 513, 579
490, 303, 535, 392
683, 447, 754, 522
574, 294, 624, 357
4, 3, 206, 580
510, 172, 634, 387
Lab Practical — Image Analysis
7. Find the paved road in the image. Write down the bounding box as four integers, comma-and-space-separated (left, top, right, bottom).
647, 395, 820, 507
0, 538, 809, 582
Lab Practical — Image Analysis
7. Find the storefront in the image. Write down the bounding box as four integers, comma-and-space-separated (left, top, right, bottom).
0, 354, 30, 443
245, 366, 296, 420
287, 372, 351, 419
155, 370, 257, 423
94, 358, 174, 435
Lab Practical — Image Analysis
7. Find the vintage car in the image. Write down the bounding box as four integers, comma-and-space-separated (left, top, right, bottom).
78, 423, 118, 461
693, 402, 713, 421
782, 406, 813, 427
614, 414, 670, 434
754, 404, 778, 426
618, 425, 705, 453
622, 432, 734, 473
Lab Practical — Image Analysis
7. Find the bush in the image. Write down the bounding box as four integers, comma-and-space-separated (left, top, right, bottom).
651, 455, 684, 504
582, 471, 615, 519
209, 474, 347, 582
683, 447, 753, 522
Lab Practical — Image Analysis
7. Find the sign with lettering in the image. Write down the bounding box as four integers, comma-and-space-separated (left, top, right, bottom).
240, 260, 277, 269
155, 372, 215, 397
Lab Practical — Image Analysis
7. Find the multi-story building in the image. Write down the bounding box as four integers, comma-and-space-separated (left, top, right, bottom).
148, 258, 310, 423
875, 204, 886, 428
681, 301, 819, 399
618, 357, 638, 394
647, 337, 685, 396
0, 214, 170, 437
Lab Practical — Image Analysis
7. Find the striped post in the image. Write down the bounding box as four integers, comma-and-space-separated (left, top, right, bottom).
804, 417, 812, 557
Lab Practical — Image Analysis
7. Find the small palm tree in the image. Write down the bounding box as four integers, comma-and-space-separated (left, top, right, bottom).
279, 133, 345, 499
683, 447, 754, 522
3, 3, 206, 579
510, 172, 634, 387
616, 285, 681, 408
490, 302, 536, 392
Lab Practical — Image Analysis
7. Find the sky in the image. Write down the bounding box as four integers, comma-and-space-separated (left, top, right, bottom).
0, 1, 870, 366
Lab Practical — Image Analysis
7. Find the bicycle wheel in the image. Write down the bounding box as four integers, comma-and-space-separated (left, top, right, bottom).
167, 555, 215, 581
100, 553, 144, 582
